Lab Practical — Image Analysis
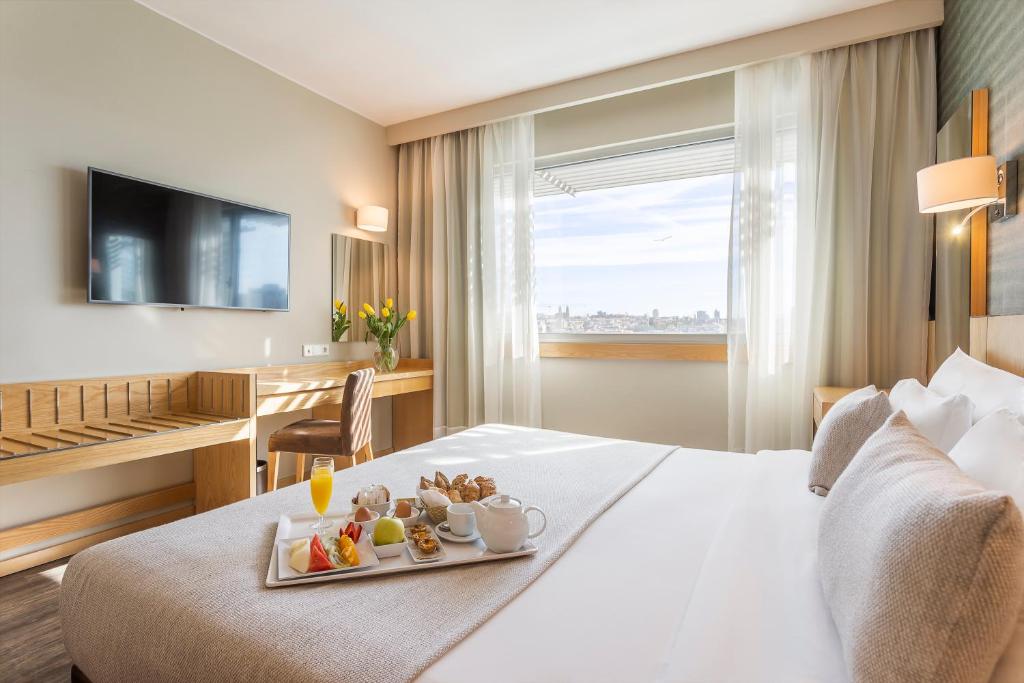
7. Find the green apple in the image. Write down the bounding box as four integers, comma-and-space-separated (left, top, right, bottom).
374, 517, 405, 545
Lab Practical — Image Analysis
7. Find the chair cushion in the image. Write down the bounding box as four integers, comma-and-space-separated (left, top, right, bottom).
268, 419, 343, 455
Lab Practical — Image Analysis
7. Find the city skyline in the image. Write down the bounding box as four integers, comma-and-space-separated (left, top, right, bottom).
533, 172, 732, 326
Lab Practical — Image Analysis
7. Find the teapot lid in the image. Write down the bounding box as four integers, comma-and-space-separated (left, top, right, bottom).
488, 494, 522, 512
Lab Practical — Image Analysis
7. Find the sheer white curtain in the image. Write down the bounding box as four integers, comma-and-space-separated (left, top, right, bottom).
727, 56, 820, 453
729, 30, 936, 452
397, 116, 540, 436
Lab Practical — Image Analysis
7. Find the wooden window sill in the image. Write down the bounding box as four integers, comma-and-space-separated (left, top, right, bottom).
539, 342, 727, 362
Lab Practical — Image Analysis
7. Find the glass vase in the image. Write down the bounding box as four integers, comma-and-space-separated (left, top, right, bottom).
373, 339, 399, 372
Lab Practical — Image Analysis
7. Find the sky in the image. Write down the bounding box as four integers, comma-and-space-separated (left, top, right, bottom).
534, 172, 733, 317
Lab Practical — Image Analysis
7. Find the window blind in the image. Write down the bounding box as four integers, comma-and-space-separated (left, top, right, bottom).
534, 137, 734, 197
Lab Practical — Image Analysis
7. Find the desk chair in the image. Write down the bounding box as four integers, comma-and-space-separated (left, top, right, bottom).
265, 367, 374, 492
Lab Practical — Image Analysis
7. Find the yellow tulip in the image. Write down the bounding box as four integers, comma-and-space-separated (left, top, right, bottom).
358, 311, 367, 319
381, 307, 390, 318
407, 310, 417, 321
385, 297, 393, 309
334, 299, 342, 310
362, 303, 375, 316
339, 303, 347, 314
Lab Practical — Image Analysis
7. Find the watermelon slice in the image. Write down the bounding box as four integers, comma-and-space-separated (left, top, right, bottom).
308, 534, 333, 573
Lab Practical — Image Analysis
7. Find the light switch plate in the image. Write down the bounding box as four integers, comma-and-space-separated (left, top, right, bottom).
302, 343, 329, 357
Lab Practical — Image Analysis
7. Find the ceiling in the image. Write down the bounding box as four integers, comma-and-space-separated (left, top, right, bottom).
136, 0, 889, 126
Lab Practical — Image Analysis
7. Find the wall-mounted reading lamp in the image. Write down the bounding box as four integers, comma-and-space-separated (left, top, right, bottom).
356, 205, 389, 232
917, 155, 1019, 234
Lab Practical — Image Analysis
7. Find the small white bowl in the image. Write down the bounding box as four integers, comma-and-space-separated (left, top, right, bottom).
371, 537, 406, 558
345, 509, 380, 535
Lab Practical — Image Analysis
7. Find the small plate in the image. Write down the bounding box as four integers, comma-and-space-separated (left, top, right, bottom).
405, 527, 447, 563
434, 523, 480, 543
277, 533, 379, 580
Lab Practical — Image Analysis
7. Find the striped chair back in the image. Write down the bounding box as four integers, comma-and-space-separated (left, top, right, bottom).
341, 368, 375, 456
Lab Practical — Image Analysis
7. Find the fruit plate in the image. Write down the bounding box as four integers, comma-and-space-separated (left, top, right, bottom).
275, 533, 378, 581
265, 512, 538, 587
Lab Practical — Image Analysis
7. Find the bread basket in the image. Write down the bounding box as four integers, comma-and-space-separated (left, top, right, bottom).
417, 490, 449, 524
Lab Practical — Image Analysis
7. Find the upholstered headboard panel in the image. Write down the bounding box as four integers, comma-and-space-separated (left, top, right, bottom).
970, 315, 1024, 378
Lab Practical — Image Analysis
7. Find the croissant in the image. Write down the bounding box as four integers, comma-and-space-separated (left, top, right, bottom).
451, 473, 469, 488
447, 488, 463, 503
434, 471, 450, 489
459, 480, 481, 502
419, 476, 433, 490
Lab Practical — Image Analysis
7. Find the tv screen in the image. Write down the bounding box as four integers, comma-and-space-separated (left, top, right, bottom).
88, 168, 290, 311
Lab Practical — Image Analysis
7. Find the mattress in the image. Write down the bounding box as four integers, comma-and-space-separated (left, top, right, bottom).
61, 427, 847, 682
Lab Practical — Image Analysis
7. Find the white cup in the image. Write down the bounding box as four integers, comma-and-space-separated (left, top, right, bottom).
447, 503, 477, 537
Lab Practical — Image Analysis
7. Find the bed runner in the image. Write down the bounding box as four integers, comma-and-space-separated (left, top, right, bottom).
61, 425, 676, 683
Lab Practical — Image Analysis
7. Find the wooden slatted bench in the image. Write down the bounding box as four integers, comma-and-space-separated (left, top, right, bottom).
0, 371, 256, 576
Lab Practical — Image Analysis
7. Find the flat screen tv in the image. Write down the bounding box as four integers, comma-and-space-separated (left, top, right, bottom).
88, 168, 290, 311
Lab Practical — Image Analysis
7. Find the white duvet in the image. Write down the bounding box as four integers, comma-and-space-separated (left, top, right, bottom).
419, 447, 847, 683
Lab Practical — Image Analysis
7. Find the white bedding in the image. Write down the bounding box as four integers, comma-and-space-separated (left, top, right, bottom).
420, 447, 846, 683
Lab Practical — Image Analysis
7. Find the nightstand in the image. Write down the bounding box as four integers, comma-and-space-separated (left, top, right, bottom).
812, 386, 860, 435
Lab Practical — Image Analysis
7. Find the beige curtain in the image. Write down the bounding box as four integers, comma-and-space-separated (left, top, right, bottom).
810, 29, 936, 390
397, 117, 540, 435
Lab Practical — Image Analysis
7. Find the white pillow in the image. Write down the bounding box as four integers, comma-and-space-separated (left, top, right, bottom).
888, 378, 973, 453
949, 409, 1024, 509
929, 348, 1024, 423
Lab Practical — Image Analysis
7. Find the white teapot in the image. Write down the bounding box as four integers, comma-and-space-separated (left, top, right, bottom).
468, 495, 547, 553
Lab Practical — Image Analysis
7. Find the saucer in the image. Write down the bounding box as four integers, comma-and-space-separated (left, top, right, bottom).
435, 522, 480, 543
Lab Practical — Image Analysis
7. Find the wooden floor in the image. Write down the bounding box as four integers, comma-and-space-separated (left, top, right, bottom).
0, 559, 72, 682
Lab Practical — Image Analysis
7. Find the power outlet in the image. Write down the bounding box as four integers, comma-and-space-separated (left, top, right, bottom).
302, 343, 330, 357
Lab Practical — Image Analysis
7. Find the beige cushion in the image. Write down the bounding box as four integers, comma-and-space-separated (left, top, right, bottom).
819, 412, 1024, 683
808, 387, 891, 496
991, 611, 1024, 683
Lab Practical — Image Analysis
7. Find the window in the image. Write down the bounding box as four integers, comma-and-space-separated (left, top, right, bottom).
534, 139, 733, 335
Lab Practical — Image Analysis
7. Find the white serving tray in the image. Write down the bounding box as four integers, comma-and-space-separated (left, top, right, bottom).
265, 512, 538, 587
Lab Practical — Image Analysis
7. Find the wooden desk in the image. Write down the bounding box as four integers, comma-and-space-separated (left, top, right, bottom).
198, 359, 433, 508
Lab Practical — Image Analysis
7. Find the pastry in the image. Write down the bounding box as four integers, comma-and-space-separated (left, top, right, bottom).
459, 480, 481, 502
447, 488, 463, 503
434, 471, 450, 489
419, 476, 433, 490
451, 473, 469, 488
416, 537, 438, 554
410, 524, 429, 534
478, 479, 497, 498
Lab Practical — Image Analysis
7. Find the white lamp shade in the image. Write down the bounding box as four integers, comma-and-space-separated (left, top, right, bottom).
917, 155, 998, 213
356, 205, 389, 232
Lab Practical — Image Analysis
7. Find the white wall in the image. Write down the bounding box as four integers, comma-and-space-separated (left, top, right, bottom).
0, 0, 397, 541
540, 358, 728, 450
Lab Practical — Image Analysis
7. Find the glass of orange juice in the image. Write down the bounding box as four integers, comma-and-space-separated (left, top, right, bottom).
309, 457, 334, 534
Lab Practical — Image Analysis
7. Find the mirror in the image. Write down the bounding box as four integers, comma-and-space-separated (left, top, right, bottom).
933, 94, 973, 363
331, 234, 395, 342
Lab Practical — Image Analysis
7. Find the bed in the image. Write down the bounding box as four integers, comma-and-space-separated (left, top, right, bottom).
60, 425, 845, 682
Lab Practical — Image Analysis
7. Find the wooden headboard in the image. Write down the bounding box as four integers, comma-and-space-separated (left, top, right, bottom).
970, 314, 1024, 378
